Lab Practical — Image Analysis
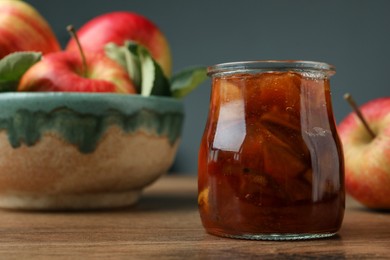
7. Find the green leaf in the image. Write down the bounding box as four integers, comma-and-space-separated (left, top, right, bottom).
0, 52, 42, 92
137, 45, 171, 97
170, 67, 207, 98
105, 42, 142, 92
105, 41, 170, 97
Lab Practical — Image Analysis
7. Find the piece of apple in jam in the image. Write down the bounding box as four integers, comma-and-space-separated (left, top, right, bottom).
244, 72, 302, 117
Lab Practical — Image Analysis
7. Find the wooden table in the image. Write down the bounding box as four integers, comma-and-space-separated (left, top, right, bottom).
0, 176, 389, 259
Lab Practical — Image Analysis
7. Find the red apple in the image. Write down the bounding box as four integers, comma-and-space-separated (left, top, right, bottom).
338, 96, 390, 209
18, 51, 136, 93
0, 0, 61, 58
65, 12, 172, 77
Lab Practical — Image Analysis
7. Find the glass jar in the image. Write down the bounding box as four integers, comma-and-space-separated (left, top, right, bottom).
198, 60, 345, 240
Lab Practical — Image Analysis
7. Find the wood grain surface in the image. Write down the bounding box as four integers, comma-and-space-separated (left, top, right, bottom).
0, 175, 388, 259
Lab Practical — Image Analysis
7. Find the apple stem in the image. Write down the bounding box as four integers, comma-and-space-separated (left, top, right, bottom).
344, 93, 376, 138
67, 25, 87, 77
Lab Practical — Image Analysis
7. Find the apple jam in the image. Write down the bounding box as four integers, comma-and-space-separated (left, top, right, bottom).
198, 61, 345, 240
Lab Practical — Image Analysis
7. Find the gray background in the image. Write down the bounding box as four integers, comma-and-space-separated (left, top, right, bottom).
28, 0, 389, 174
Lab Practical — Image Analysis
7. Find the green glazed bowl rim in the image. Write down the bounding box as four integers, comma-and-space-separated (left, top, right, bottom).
0, 93, 184, 117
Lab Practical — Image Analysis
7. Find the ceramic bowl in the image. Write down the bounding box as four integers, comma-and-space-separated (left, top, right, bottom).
0, 93, 184, 210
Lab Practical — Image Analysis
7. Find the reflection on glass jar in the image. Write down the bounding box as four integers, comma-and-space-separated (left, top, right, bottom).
198, 61, 345, 240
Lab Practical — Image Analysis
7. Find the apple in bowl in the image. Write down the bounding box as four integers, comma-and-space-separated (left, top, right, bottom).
66, 12, 172, 77
18, 51, 137, 93
0, 0, 60, 58
338, 95, 390, 210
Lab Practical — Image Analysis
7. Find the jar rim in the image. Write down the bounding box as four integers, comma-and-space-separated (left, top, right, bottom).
207, 60, 336, 77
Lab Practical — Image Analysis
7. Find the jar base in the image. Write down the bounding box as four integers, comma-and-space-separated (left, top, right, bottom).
212, 232, 337, 241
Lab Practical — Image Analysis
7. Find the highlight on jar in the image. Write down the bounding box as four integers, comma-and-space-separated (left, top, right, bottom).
198, 60, 345, 241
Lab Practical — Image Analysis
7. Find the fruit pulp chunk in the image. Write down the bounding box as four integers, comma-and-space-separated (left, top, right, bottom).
198, 72, 344, 236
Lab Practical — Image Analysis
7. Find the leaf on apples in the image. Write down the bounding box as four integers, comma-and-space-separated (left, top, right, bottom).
136, 45, 171, 97
105, 41, 207, 98
105, 41, 171, 96
0, 52, 42, 92
105, 42, 142, 92
170, 67, 207, 98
